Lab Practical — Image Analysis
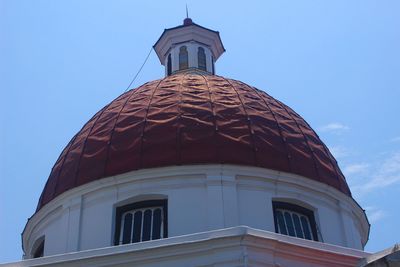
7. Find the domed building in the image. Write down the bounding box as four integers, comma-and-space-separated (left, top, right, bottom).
9, 18, 375, 266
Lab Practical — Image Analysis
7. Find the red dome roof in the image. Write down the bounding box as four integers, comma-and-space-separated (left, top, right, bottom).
37, 73, 350, 211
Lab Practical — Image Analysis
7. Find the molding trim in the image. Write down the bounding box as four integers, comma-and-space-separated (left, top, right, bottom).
9, 227, 370, 267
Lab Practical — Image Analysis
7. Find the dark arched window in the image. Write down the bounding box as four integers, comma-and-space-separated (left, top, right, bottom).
167, 54, 172, 75
114, 200, 168, 245
198, 47, 206, 71
179, 46, 188, 70
211, 55, 215, 74
272, 201, 318, 241
32, 236, 45, 258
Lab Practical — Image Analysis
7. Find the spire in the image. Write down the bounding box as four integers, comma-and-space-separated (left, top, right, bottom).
183, 5, 193, 26
183, 4, 193, 25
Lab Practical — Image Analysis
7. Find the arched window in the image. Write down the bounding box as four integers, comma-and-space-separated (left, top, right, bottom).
167, 54, 172, 76
179, 46, 188, 70
198, 47, 206, 71
114, 200, 168, 245
211, 55, 215, 74
272, 201, 318, 241
31, 236, 45, 258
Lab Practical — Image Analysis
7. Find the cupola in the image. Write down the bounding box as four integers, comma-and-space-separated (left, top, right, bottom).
153, 18, 225, 76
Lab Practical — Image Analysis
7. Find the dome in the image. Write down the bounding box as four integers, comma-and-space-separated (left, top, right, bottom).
37, 73, 350, 211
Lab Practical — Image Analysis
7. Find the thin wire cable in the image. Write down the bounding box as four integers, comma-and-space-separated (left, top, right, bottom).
124, 47, 154, 92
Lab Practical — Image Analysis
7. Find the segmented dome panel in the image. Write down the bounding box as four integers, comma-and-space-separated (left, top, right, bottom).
37, 73, 350, 211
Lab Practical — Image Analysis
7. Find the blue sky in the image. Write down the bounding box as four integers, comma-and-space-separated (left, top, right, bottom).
1, 0, 399, 263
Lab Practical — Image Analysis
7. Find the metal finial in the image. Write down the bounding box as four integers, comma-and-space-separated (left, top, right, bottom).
183, 5, 193, 25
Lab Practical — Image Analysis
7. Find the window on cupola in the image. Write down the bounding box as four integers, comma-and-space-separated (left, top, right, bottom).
179, 46, 189, 70
114, 200, 168, 245
198, 47, 206, 71
211, 55, 215, 74
167, 54, 172, 75
272, 201, 318, 241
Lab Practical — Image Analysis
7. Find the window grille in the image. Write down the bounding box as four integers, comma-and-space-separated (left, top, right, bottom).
114, 200, 167, 245
273, 202, 318, 241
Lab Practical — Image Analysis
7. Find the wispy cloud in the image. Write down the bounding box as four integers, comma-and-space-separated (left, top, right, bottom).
319, 123, 350, 133
328, 146, 349, 159
365, 206, 386, 223
390, 136, 400, 142
351, 152, 400, 196
343, 163, 369, 176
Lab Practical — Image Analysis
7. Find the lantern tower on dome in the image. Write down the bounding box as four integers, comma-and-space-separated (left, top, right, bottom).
154, 17, 225, 76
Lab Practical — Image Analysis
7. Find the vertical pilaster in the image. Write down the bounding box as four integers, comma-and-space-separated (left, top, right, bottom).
172, 45, 179, 72
338, 202, 357, 248
221, 174, 239, 227
188, 42, 197, 69
65, 196, 82, 252
206, 168, 238, 230
206, 49, 212, 73
206, 173, 225, 230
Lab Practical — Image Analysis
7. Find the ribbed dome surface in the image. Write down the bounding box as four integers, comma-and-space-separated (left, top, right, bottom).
37, 73, 350, 211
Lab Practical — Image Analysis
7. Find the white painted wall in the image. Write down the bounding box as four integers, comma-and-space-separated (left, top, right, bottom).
22, 165, 369, 258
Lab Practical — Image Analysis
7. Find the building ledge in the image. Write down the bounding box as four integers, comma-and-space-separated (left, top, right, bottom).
1, 226, 370, 267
